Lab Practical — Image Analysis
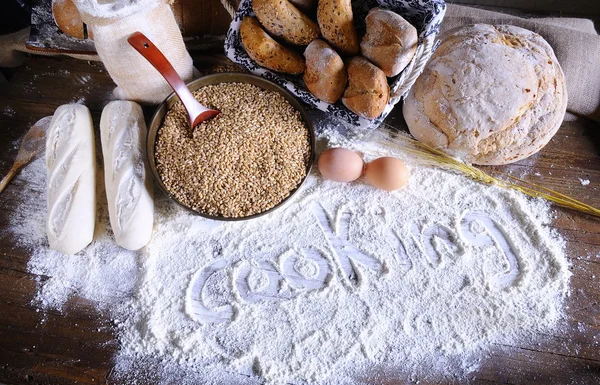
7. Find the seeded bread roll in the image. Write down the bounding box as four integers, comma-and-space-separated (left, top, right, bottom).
240, 17, 305, 75
317, 0, 359, 55
252, 0, 320, 46
342, 57, 389, 119
303, 40, 347, 103
360, 8, 418, 77
402, 24, 568, 165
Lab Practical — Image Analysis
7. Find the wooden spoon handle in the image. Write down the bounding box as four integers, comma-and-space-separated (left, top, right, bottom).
127, 32, 198, 112
0, 167, 19, 195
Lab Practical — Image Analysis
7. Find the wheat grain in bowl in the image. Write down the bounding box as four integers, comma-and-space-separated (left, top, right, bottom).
155, 82, 311, 218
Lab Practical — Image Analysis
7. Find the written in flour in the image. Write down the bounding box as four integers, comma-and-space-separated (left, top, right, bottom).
11, 141, 570, 384
187, 206, 523, 324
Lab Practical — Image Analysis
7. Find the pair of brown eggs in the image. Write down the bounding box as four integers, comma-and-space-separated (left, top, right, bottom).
318, 148, 410, 191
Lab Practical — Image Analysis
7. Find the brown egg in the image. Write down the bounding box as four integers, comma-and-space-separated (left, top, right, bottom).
364, 157, 409, 191
318, 148, 364, 182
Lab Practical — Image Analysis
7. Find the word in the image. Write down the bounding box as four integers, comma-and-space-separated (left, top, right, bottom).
186, 205, 521, 324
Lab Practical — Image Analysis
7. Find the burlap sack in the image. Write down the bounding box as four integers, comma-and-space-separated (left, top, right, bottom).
75, 0, 194, 104
443, 4, 600, 123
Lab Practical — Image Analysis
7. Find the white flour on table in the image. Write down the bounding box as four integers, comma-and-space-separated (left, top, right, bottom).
6, 126, 570, 384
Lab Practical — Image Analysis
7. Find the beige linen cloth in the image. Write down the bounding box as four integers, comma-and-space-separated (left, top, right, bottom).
442, 4, 600, 123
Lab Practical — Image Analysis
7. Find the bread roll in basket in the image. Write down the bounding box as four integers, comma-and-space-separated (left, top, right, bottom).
224, 0, 446, 130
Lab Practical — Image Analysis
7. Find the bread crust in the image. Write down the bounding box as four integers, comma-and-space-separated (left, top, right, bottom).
403, 24, 568, 165
317, 0, 359, 55
52, 0, 85, 39
342, 57, 389, 119
303, 40, 347, 103
360, 8, 418, 77
252, 0, 320, 46
240, 16, 306, 75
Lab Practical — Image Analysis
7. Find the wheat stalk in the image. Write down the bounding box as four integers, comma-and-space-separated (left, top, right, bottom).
367, 123, 600, 218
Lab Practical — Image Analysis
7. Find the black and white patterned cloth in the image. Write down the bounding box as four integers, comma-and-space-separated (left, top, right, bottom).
225, 0, 446, 130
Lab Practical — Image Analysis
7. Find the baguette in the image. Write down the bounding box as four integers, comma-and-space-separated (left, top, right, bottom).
46, 104, 96, 255
100, 101, 154, 251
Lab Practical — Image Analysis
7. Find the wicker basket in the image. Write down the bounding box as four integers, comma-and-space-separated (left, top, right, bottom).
224, 0, 446, 130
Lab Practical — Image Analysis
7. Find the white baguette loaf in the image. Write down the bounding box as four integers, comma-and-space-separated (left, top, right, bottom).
46, 104, 96, 255
100, 101, 154, 250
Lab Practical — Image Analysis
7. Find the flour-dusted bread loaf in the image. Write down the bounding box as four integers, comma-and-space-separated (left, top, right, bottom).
342, 57, 389, 119
46, 104, 96, 255
303, 39, 347, 103
252, 0, 320, 46
403, 24, 568, 165
317, 0, 359, 55
100, 101, 154, 251
240, 16, 305, 74
360, 8, 418, 77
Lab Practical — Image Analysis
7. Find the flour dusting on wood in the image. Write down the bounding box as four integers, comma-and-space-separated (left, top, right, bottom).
6, 126, 571, 384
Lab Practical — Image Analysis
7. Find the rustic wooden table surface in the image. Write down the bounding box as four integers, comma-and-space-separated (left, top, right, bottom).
0, 51, 599, 385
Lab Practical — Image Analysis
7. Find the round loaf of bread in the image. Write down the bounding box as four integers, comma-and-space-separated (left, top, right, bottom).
403, 24, 568, 165
303, 40, 347, 103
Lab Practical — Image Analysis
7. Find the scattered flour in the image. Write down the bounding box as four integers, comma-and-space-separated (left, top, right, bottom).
5, 124, 571, 384
3, 106, 15, 117
579, 178, 591, 186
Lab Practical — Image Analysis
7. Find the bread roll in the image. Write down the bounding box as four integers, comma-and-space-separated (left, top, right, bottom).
402, 24, 568, 165
342, 57, 389, 119
100, 101, 154, 251
252, 0, 320, 46
317, 0, 359, 55
360, 8, 418, 77
52, 0, 85, 39
46, 104, 96, 255
240, 17, 305, 75
303, 40, 347, 103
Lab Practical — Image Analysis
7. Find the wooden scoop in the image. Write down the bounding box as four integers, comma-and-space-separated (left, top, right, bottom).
0, 116, 52, 195
128, 32, 219, 129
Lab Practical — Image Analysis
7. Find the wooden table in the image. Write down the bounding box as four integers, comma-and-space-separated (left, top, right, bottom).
0, 52, 599, 385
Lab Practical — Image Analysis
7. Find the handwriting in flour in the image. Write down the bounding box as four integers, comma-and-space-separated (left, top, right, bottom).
280, 247, 332, 290
187, 248, 332, 323
186, 258, 234, 324
410, 222, 463, 268
458, 211, 521, 289
384, 227, 412, 273
310, 203, 383, 288
186, 208, 521, 323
